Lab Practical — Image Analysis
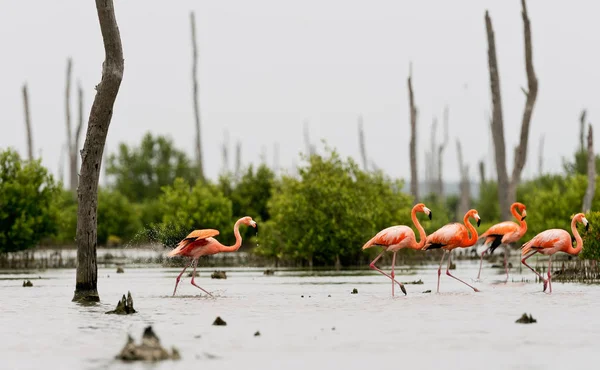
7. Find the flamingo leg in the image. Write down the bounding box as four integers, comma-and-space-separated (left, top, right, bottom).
446, 251, 480, 292
190, 259, 214, 297
368, 250, 405, 289
173, 258, 194, 296
547, 255, 553, 294
476, 244, 491, 280
521, 250, 547, 291
390, 251, 407, 297
437, 251, 446, 293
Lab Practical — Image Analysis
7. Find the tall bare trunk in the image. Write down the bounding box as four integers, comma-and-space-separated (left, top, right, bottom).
437, 106, 449, 201
478, 160, 485, 190
408, 65, 418, 203
358, 115, 368, 171
221, 130, 229, 174
485, 0, 537, 220
428, 117, 437, 194
456, 139, 470, 219
22, 84, 33, 161
303, 120, 315, 156
235, 141, 241, 178
580, 110, 587, 151
485, 11, 510, 221
190, 11, 205, 182
273, 142, 280, 175
508, 0, 538, 204
583, 125, 595, 213
73, 0, 124, 303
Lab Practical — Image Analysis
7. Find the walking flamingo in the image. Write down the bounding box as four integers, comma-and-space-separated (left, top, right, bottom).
422, 209, 481, 293
520, 213, 589, 294
476, 202, 527, 281
361, 203, 432, 296
167, 216, 257, 297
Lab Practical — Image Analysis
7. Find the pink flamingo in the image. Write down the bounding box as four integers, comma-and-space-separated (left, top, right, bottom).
361, 203, 432, 296
167, 216, 257, 297
520, 213, 589, 294
422, 209, 481, 293
476, 202, 527, 281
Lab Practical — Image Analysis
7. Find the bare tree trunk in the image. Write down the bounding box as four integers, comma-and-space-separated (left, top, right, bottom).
456, 139, 471, 219
273, 142, 280, 175
358, 115, 368, 171
235, 141, 241, 178
538, 134, 544, 176
70, 82, 85, 190
583, 125, 595, 213
507, 0, 538, 205
479, 160, 485, 188
408, 65, 418, 203
65, 58, 78, 192
73, 0, 124, 303
429, 117, 438, 195
221, 130, 229, 174
303, 120, 315, 156
190, 11, 205, 182
485, 11, 510, 221
580, 110, 587, 151
437, 106, 449, 201
22, 84, 33, 161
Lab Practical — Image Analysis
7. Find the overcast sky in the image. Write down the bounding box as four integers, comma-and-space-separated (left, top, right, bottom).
1, 0, 598, 185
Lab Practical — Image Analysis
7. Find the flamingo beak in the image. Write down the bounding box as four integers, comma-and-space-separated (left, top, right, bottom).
424, 207, 432, 220
251, 220, 257, 228
521, 210, 527, 221
586, 223, 590, 231
477, 219, 481, 227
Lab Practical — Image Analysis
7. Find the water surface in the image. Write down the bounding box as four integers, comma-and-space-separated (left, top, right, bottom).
1, 260, 597, 370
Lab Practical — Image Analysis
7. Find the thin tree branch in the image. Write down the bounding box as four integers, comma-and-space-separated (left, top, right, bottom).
583, 124, 595, 213
408, 63, 418, 203
190, 11, 204, 182
358, 115, 368, 171
22, 84, 33, 161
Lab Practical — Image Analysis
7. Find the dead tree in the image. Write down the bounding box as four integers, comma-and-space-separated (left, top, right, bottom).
437, 107, 449, 201
538, 134, 544, 176
479, 160, 485, 187
408, 65, 418, 203
583, 125, 595, 213
22, 84, 33, 160
273, 142, 280, 175
357, 115, 368, 171
235, 141, 241, 178
580, 110, 587, 151
485, 0, 538, 221
73, 0, 124, 303
221, 130, 229, 174
303, 120, 315, 156
190, 11, 205, 182
427, 118, 438, 194
456, 139, 471, 219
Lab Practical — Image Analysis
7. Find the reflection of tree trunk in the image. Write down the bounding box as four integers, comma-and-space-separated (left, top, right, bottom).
408, 65, 418, 203
582, 125, 595, 213
22, 84, 33, 161
456, 139, 470, 219
358, 115, 368, 171
190, 11, 205, 182
485, 0, 537, 220
73, 0, 124, 303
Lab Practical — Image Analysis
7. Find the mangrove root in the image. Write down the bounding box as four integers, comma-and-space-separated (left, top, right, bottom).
211, 271, 227, 279
516, 313, 537, 324
116, 326, 180, 362
106, 291, 136, 315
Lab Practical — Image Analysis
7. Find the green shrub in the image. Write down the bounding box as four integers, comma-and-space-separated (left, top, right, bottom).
97, 188, 142, 246
581, 211, 600, 260
0, 149, 60, 253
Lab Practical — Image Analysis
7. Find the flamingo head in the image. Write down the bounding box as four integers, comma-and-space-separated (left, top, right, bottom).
514, 202, 527, 220
241, 216, 257, 228
414, 203, 432, 220
468, 209, 481, 227
575, 213, 590, 231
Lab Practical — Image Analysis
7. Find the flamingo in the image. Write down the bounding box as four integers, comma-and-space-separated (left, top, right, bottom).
476, 202, 527, 282
422, 209, 481, 293
520, 213, 589, 294
167, 216, 257, 297
361, 203, 432, 296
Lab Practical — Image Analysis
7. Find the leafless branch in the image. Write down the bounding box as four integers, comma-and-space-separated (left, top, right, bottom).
190, 11, 204, 182
580, 110, 587, 151
437, 106, 449, 200
583, 124, 595, 213
358, 115, 368, 171
408, 64, 418, 203
22, 84, 33, 161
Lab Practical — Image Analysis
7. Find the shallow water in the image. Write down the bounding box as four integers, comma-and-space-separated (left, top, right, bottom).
1, 260, 598, 370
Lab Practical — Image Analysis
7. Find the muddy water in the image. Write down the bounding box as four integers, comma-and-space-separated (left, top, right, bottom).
1, 260, 598, 370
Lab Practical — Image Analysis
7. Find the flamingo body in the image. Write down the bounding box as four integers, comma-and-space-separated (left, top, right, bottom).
361, 203, 432, 297
520, 213, 589, 293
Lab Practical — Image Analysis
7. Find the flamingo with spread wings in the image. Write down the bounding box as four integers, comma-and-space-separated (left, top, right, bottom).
362, 203, 432, 296
422, 209, 481, 293
521, 213, 589, 293
476, 202, 527, 281
167, 216, 257, 297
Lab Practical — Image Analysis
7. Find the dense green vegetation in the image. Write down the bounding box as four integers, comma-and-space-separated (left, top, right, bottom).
1, 131, 600, 264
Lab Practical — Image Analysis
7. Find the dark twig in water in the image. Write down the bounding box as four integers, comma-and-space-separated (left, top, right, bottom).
116, 326, 180, 362
213, 316, 227, 326
106, 291, 136, 315
516, 313, 536, 324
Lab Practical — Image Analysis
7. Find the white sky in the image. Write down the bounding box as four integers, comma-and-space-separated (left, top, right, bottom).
0, 0, 598, 185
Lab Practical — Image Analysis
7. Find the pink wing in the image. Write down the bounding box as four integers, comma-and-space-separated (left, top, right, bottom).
423, 223, 465, 249
362, 225, 414, 250
479, 221, 519, 239
521, 229, 570, 255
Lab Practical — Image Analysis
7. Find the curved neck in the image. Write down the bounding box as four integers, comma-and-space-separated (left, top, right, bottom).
511, 205, 527, 236
570, 218, 583, 255
412, 207, 427, 249
218, 218, 244, 252
463, 213, 478, 245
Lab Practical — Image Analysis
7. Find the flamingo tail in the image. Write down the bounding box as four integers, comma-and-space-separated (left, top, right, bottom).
362, 235, 381, 250
167, 238, 194, 257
